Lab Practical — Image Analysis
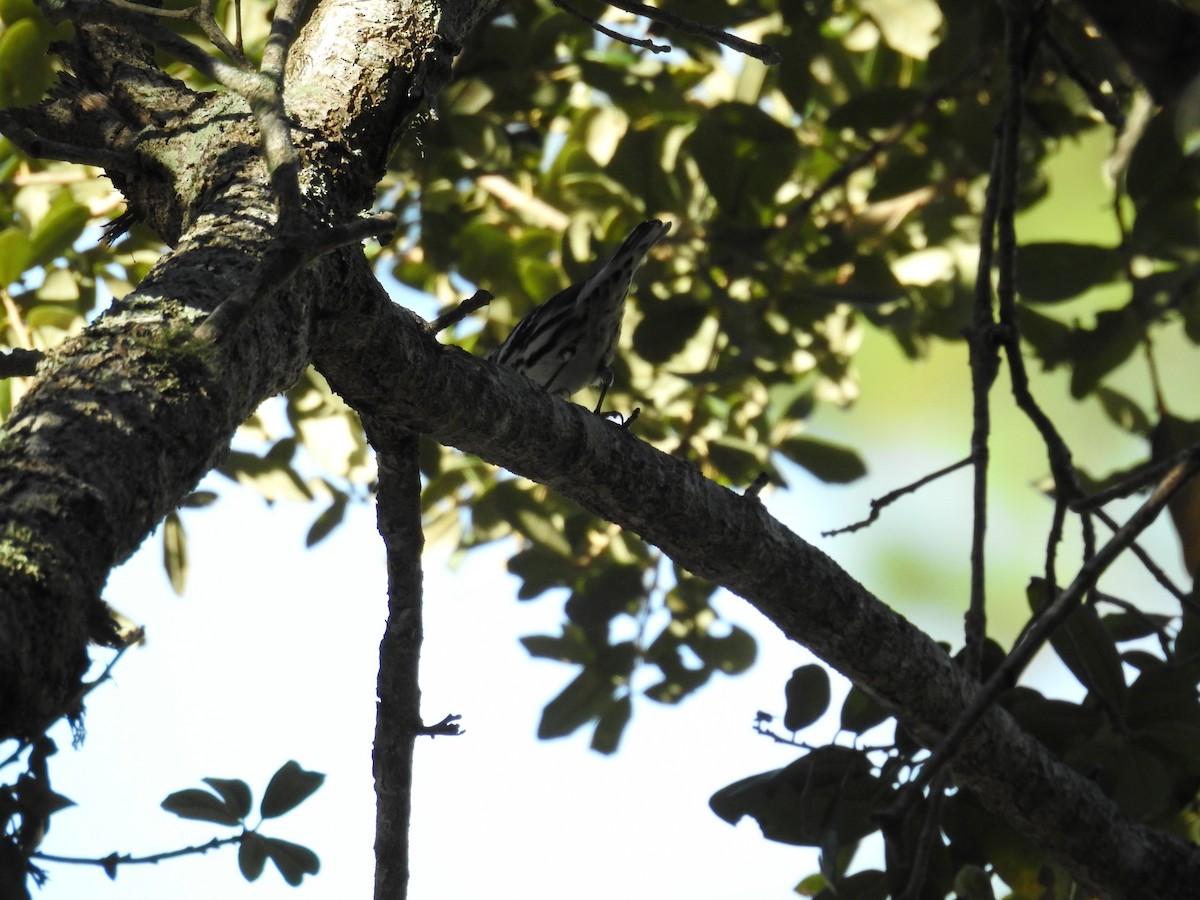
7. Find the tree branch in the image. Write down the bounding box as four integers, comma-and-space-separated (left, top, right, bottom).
312, 268, 1200, 899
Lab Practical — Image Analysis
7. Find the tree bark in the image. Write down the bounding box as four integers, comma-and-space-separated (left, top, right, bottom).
1, 0, 1199, 897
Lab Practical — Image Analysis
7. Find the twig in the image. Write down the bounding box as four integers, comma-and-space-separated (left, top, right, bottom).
604, 0, 782, 64
0, 348, 43, 378
553, 0, 670, 54
0, 639, 139, 769
1071, 448, 1196, 511
822, 457, 970, 537
34, 835, 240, 873
416, 713, 463, 737
743, 471, 770, 500
1092, 507, 1196, 612
429, 289, 493, 334
476, 176, 570, 230
104, 0, 244, 63
1, 288, 33, 350
890, 447, 1200, 809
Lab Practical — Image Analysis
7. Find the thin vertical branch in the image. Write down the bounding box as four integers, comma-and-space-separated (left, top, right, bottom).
372, 434, 425, 900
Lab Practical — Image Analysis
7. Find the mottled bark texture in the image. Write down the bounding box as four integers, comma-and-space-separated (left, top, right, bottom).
0, 0, 488, 737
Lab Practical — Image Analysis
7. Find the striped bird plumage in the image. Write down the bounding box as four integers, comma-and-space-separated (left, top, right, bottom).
489, 219, 671, 412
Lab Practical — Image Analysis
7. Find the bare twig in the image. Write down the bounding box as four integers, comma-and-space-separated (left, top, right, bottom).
0, 348, 43, 379
553, 0, 670, 54
893, 447, 1200, 807
34, 835, 240, 873
104, 0, 244, 63
743, 471, 770, 500
604, 0, 782, 64
822, 457, 970, 537
429, 289, 493, 334
1092, 507, 1197, 612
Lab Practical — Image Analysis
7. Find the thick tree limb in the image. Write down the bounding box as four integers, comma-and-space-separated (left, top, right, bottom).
311, 272, 1200, 899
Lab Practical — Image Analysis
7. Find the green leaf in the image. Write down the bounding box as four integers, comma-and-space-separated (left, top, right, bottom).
260, 761, 325, 819
162, 510, 187, 595
1094, 386, 1151, 437
306, 494, 347, 547
590, 694, 632, 755
783, 664, 831, 732
1016, 242, 1122, 303
0, 16, 53, 105
261, 836, 320, 886
537, 668, 613, 739
238, 832, 268, 882
689, 623, 757, 675
202, 778, 252, 820
827, 88, 925, 132
0, 227, 30, 286
632, 295, 709, 364
27, 193, 89, 266
520, 628, 590, 664
161, 788, 243, 826
686, 102, 801, 215
1066, 308, 1142, 399
782, 436, 867, 484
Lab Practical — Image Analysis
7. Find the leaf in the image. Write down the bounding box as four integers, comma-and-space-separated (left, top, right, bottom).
520, 628, 590, 664
827, 88, 925, 132
709, 746, 892, 847
1152, 413, 1200, 580
858, 0, 942, 59
1094, 386, 1151, 437
306, 494, 347, 547
0, 227, 30, 287
692, 624, 758, 675
1066, 308, 1142, 398
1015, 242, 1122, 303
783, 664, 831, 731
161, 788, 244, 826
202, 778, 252, 820
162, 510, 187, 595
782, 436, 867, 484
238, 832, 268, 882
1026, 579, 1127, 719
537, 668, 613, 739
685, 102, 801, 215
260, 761, 325, 819
590, 694, 632, 755
839, 686, 892, 735
632, 294, 709, 364
261, 836, 320, 886
27, 193, 90, 267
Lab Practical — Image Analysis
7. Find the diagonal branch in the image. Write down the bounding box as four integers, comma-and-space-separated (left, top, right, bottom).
312, 265, 1200, 900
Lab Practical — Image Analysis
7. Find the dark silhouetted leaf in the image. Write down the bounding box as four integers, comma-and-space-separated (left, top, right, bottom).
260, 761, 325, 819
784, 664, 831, 732
161, 788, 243, 826
1016, 242, 1121, 303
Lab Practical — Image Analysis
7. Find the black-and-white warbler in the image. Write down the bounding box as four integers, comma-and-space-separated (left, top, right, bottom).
489, 219, 671, 413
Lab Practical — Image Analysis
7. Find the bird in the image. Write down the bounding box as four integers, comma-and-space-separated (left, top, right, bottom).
488, 219, 671, 413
